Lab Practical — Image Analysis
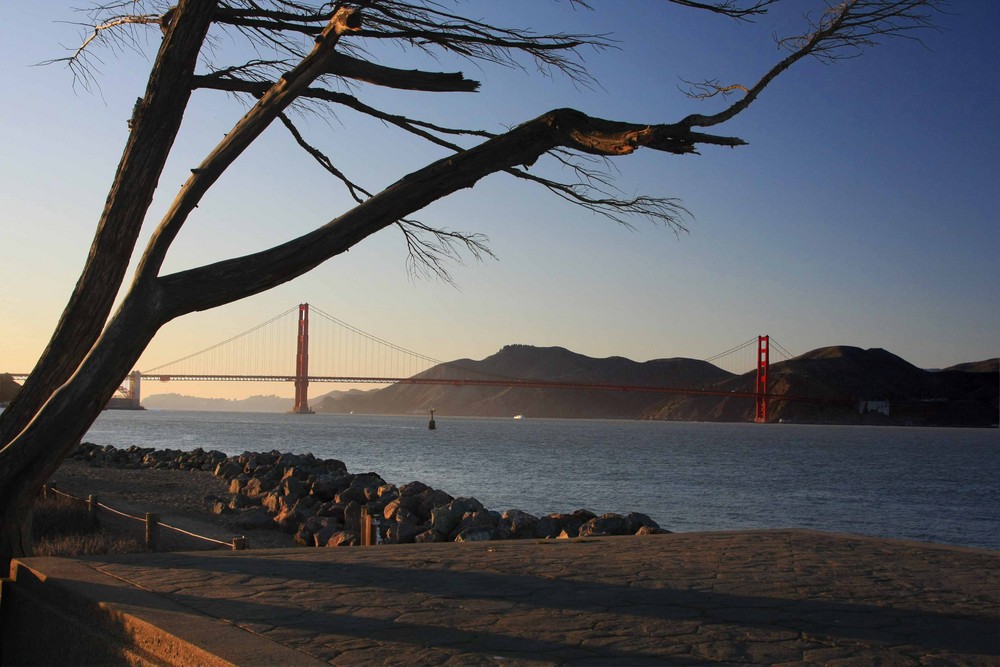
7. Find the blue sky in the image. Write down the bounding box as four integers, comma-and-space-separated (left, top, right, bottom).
1, 1, 997, 399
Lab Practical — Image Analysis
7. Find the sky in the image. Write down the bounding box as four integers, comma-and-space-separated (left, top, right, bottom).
1, 1, 998, 400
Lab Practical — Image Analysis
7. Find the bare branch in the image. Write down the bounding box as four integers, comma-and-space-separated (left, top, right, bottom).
680, 0, 945, 128
667, 0, 778, 20
278, 113, 372, 204
323, 53, 480, 92
397, 220, 496, 283
135, 6, 364, 280
156, 107, 742, 314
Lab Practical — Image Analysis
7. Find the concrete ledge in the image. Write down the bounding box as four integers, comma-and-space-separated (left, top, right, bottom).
1, 556, 324, 666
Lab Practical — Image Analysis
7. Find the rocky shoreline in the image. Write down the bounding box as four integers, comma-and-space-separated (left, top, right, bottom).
70, 443, 667, 548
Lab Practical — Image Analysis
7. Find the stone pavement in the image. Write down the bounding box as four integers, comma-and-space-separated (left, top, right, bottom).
6, 530, 1000, 665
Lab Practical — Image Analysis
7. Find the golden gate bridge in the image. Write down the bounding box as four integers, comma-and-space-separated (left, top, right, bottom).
12, 304, 815, 422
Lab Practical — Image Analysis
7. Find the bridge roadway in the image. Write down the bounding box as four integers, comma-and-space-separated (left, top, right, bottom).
138, 374, 849, 405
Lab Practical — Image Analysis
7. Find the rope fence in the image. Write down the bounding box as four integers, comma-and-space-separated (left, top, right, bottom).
42, 483, 248, 552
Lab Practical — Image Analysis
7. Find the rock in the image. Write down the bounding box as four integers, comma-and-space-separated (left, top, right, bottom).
322, 458, 348, 475
416, 489, 454, 521
228, 476, 249, 494
635, 525, 670, 536
296, 516, 339, 547
228, 494, 254, 510
449, 510, 498, 541
536, 513, 574, 539
315, 501, 345, 520
578, 513, 631, 537
624, 512, 660, 533
214, 460, 243, 480
431, 497, 485, 536
399, 481, 430, 497
343, 501, 362, 534
211, 501, 229, 515
282, 476, 306, 500
454, 526, 496, 542
314, 523, 343, 547
310, 474, 338, 502
261, 491, 285, 515
386, 520, 425, 545
414, 529, 447, 543
335, 485, 368, 505
498, 509, 540, 539
244, 476, 278, 498
274, 499, 310, 533
325, 531, 358, 547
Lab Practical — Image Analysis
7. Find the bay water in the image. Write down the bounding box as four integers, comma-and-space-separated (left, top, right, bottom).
83, 411, 999, 550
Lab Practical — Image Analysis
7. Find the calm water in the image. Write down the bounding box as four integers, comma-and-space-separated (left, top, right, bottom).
83, 411, 1000, 550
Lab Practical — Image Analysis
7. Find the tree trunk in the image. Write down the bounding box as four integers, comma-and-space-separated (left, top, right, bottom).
0, 287, 166, 570
0, 0, 215, 449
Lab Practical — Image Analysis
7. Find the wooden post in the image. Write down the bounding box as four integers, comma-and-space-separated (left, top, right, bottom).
361, 507, 372, 546
87, 495, 98, 523
232, 536, 247, 551
145, 512, 159, 551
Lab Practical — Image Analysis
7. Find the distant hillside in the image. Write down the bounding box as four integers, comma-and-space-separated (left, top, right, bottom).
141, 388, 371, 412
652, 347, 998, 426
314, 345, 998, 427
314, 344, 733, 419
0, 374, 21, 403
142, 393, 293, 412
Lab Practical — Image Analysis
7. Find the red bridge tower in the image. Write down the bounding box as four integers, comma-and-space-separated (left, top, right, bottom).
754, 335, 769, 423
291, 303, 314, 414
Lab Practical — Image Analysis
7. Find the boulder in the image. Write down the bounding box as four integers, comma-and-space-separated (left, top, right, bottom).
578, 513, 631, 537
343, 500, 362, 534
430, 498, 485, 536
498, 509, 540, 539
315, 501, 345, 520
449, 510, 498, 541
416, 489, 454, 521
281, 476, 306, 500
414, 529, 447, 543
454, 526, 496, 542
228, 494, 254, 510
386, 520, 425, 545
536, 513, 575, 539
310, 474, 339, 502
273, 499, 310, 533
624, 512, 660, 533
322, 458, 348, 475
325, 531, 358, 548
335, 485, 368, 505
314, 523, 343, 547
227, 475, 249, 495
244, 476, 278, 498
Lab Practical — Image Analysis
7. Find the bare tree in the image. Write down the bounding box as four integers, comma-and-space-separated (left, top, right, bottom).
0, 0, 941, 568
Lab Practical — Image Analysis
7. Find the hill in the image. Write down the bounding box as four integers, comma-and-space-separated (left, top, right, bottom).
313, 344, 733, 419
651, 346, 999, 426
314, 345, 998, 427
141, 393, 293, 412
0, 374, 22, 404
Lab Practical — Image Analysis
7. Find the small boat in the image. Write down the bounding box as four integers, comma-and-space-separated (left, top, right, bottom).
513, 414, 523, 420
